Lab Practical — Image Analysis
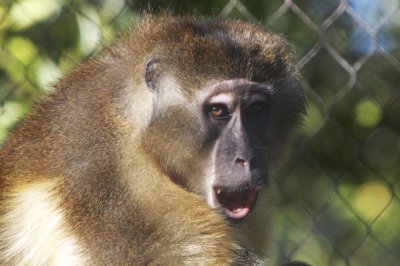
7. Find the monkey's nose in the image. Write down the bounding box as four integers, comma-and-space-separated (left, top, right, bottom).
235, 156, 260, 172
235, 157, 248, 166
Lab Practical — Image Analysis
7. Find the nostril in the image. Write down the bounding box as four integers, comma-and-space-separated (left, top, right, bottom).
235, 157, 248, 166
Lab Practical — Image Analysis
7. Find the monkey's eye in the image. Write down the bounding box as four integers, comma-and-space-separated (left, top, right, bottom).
207, 104, 231, 121
245, 101, 267, 117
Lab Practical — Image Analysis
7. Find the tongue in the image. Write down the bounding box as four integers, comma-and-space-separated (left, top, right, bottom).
215, 188, 258, 220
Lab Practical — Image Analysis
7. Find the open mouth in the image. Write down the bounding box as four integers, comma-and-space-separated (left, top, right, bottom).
213, 186, 259, 220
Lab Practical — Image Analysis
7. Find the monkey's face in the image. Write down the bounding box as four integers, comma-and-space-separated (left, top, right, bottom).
200, 79, 271, 221
138, 20, 306, 221
142, 65, 276, 221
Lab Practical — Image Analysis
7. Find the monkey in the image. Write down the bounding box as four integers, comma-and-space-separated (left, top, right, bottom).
0, 15, 306, 265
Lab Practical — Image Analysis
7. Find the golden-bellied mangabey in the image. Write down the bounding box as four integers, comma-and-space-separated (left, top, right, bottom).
0, 15, 306, 265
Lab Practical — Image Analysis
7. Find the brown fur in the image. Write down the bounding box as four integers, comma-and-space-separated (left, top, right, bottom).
0, 15, 305, 265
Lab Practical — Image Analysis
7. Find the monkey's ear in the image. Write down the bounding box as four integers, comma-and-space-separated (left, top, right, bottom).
145, 58, 159, 92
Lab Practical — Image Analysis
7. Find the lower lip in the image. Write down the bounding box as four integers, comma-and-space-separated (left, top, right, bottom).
222, 206, 251, 220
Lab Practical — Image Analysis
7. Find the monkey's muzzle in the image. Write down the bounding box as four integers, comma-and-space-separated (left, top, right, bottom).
213, 187, 259, 220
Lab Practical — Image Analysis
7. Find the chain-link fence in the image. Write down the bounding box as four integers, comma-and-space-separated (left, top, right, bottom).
0, 0, 399, 265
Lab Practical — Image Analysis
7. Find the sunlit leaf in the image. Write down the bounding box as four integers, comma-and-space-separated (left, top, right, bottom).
10, 0, 62, 30
6, 37, 37, 65
355, 98, 382, 127
354, 181, 391, 220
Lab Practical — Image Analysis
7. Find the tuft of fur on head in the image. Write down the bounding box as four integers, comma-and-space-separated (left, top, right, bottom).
99, 14, 304, 130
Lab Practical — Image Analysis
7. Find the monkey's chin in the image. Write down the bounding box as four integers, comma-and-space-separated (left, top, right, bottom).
213, 187, 259, 221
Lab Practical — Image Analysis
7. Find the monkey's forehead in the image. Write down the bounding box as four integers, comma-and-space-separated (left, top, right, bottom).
115, 15, 296, 88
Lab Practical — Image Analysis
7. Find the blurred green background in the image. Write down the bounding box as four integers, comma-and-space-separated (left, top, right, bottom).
0, 0, 399, 265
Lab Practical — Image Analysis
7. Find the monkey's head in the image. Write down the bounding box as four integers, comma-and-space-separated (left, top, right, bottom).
119, 16, 306, 221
